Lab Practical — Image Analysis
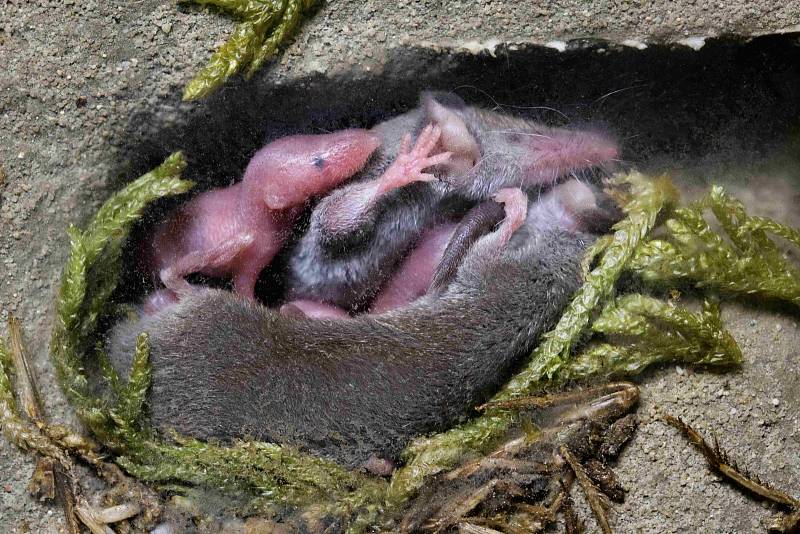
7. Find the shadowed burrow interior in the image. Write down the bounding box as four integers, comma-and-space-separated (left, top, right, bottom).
110, 32, 800, 305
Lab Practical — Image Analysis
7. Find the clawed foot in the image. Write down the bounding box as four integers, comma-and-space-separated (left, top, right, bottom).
159, 232, 256, 297
492, 187, 528, 244
378, 124, 452, 194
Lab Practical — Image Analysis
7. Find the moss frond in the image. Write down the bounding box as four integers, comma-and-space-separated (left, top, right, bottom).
108, 333, 151, 438
509, 173, 680, 384
117, 438, 385, 513
44, 152, 385, 519
245, 0, 308, 77
557, 296, 742, 381
42, 159, 797, 531
630, 185, 800, 306
49, 152, 191, 438
182, 0, 319, 101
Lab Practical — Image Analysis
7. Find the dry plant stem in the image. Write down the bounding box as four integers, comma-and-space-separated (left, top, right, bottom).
40, 421, 162, 524
75, 501, 142, 534
399, 384, 633, 534
75, 500, 115, 534
41, 425, 109, 475
772, 510, 800, 534
560, 481, 584, 534
478, 382, 635, 412
663, 415, 800, 509
2, 320, 157, 533
8, 316, 81, 534
463, 516, 526, 534
457, 523, 504, 534
0, 388, 70, 466
428, 480, 498, 532
93, 503, 142, 523
515, 489, 567, 525
55, 463, 82, 534
8, 317, 44, 420
28, 457, 56, 500
560, 446, 612, 534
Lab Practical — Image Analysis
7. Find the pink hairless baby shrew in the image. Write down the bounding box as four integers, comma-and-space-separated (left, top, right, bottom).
144, 129, 381, 309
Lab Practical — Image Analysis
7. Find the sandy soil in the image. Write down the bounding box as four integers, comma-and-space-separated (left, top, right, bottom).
1, 1, 799, 532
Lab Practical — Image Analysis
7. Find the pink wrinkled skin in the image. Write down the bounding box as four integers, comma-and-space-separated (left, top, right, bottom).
519, 129, 619, 186
369, 222, 458, 313
147, 129, 380, 303
279, 300, 351, 319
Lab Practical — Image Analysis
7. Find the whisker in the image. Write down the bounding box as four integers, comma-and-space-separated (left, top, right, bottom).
498, 105, 571, 122
592, 85, 647, 105
472, 150, 502, 171
485, 130, 555, 140
450, 85, 503, 111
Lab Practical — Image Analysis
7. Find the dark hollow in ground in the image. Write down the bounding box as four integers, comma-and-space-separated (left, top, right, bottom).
111, 32, 800, 305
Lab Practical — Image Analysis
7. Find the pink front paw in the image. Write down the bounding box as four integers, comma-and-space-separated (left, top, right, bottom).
378, 124, 452, 193
493, 187, 528, 241
280, 300, 351, 319
143, 289, 180, 315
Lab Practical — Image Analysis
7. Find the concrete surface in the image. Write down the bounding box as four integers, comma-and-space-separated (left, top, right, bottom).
1, 1, 799, 532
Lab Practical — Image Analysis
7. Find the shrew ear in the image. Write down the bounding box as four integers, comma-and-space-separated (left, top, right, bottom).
422, 93, 480, 176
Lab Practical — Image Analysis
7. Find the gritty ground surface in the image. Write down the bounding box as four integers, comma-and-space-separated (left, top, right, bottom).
1, 1, 799, 533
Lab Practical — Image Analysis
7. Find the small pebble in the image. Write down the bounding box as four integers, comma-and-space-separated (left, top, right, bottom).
770, 397, 780, 407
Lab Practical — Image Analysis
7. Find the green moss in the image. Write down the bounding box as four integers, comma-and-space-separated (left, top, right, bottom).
36, 160, 799, 531
556, 296, 742, 381
118, 438, 386, 514
49, 152, 192, 441
386, 172, 680, 507
182, 0, 319, 101
108, 333, 151, 444
45, 153, 385, 519
630, 185, 800, 306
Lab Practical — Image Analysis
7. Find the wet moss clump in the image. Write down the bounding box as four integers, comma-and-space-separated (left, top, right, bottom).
2, 154, 794, 530
46, 152, 386, 518
630, 185, 800, 307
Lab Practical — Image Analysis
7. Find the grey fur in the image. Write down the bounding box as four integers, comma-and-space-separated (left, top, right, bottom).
286, 103, 460, 310
287, 92, 615, 310
108, 224, 593, 469
429, 198, 505, 293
